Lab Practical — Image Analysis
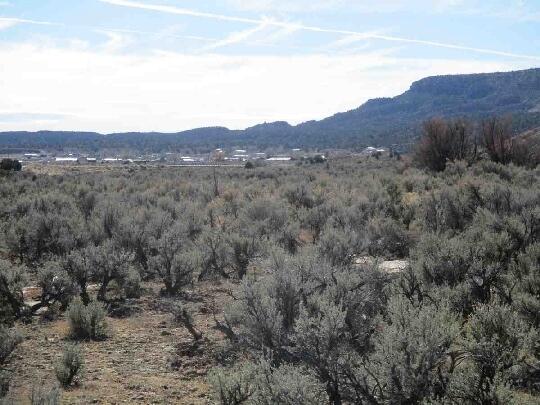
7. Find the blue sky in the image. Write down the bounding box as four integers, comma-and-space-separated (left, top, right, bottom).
0, 0, 539, 132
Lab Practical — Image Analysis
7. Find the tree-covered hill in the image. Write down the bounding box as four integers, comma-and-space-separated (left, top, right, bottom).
1, 68, 540, 152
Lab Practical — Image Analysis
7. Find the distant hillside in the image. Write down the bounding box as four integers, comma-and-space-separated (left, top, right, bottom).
1, 68, 540, 152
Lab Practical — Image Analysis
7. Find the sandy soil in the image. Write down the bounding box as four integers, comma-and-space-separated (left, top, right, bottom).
4, 281, 235, 404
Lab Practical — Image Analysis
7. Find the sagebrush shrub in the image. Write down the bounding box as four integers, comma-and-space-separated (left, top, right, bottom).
0, 326, 22, 366
55, 344, 84, 387
210, 360, 326, 405
30, 384, 61, 405
0, 371, 10, 399
67, 298, 108, 340
209, 363, 254, 405
122, 269, 142, 299
0, 260, 26, 325
365, 216, 409, 258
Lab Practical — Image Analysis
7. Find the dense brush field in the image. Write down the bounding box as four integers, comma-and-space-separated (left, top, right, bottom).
1, 153, 540, 403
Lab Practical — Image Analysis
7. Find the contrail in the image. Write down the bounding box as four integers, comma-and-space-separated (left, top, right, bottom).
99, 0, 540, 60
199, 21, 270, 52
0, 17, 60, 26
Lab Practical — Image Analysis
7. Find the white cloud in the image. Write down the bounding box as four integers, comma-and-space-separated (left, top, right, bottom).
0, 19, 17, 30
99, 0, 540, 60
98, 30, 133, 52
0, 42, 532, 133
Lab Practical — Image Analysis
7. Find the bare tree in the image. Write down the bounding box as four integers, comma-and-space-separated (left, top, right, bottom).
414, 117, 475, 171
480, 116, 514, 164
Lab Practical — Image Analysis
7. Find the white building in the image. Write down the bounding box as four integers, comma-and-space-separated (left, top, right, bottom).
55, 157, 78, 163
267, 156, 292, 162
361, 147, 387, 156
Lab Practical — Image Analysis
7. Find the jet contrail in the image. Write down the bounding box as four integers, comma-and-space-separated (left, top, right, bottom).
0, 17, 60, 26
99, 0, 540, 61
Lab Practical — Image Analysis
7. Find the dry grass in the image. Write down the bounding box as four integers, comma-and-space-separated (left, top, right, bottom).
24, 164, 128, 176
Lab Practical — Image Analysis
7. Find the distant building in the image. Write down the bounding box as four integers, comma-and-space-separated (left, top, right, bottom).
212, 149, 225, 161
267, 156, 292, 162
55, 157, 78, 163
361, 147, 387, 156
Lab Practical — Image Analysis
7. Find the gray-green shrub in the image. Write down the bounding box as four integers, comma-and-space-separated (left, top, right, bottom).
66, 298, 108, 340
55, 344, 84, 387
30, 384, 61, 405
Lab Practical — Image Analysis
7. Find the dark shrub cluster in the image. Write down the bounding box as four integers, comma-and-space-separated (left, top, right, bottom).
414, 117, 476, 171
416, 115, 540, 172
0, 159, 22, 172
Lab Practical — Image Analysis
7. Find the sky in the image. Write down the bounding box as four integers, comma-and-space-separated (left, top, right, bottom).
0, 0, 539, 133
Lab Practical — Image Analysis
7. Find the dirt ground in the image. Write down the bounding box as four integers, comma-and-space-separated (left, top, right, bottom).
4, 281, 236, 404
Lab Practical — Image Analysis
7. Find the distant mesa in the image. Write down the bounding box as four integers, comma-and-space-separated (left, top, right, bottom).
1, 68, 540, 151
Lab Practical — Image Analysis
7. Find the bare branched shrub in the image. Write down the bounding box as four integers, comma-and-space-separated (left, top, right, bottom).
481, 116, 514, 164
227, 233, 263, 279
414, 117, 476, 171
172, 304, 203, 341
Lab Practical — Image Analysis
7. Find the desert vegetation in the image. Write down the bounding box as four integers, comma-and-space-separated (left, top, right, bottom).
1, 121, 540, 403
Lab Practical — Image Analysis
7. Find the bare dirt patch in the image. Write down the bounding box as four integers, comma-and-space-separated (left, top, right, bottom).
4, 281, 235, 404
